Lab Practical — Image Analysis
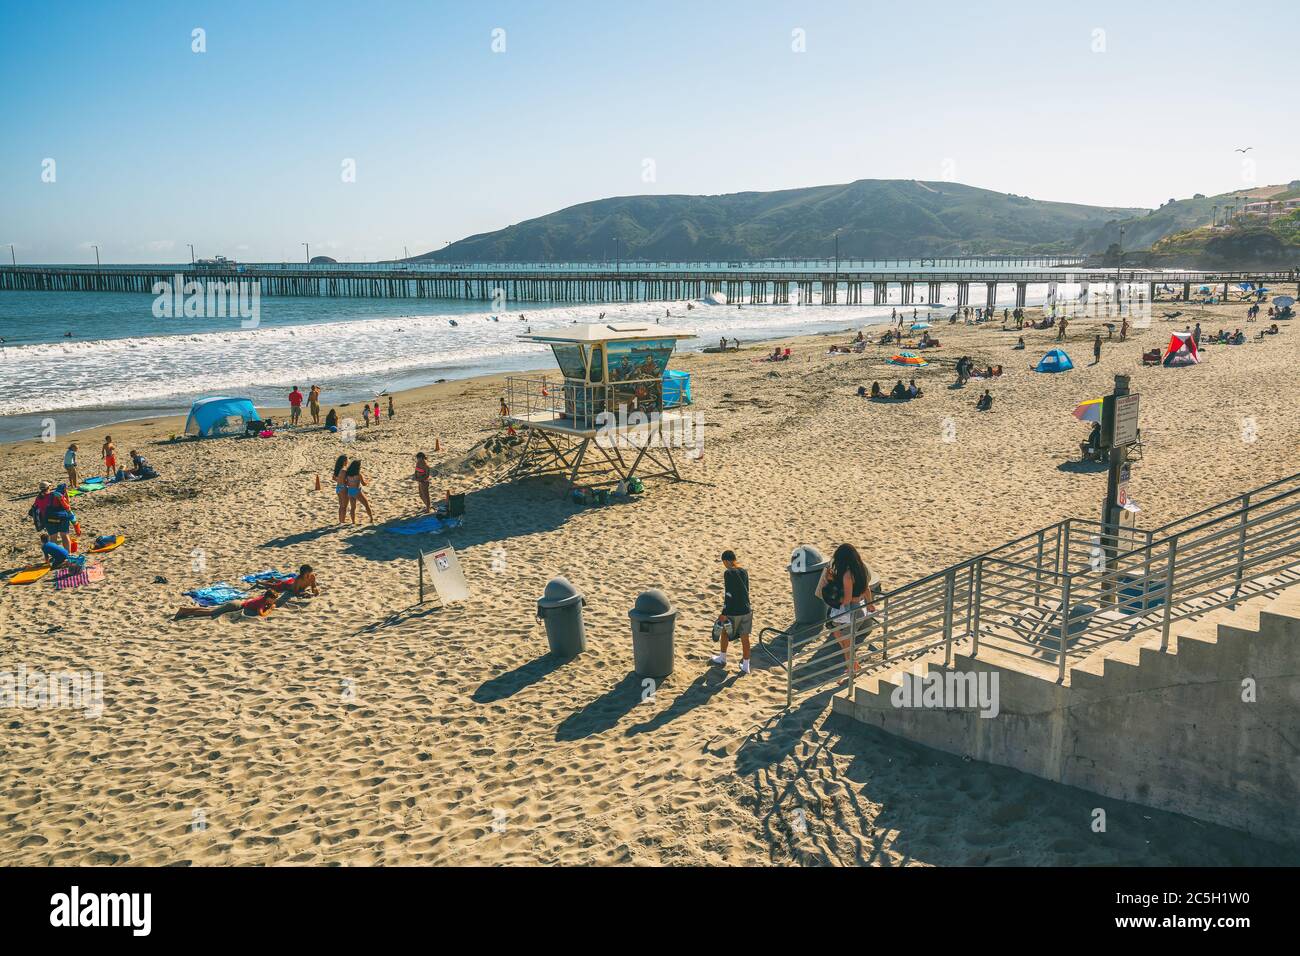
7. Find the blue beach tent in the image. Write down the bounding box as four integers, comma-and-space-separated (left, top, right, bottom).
1034, 348, 1074, 373
184, 396, 260, 437
662, 370, 693, 408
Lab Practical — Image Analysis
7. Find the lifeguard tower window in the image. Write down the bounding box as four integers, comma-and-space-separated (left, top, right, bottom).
553, 345, 586, 380
589, 346, 604, 383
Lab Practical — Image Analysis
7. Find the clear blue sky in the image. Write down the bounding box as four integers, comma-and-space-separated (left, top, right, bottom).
2, 0, 1296, 263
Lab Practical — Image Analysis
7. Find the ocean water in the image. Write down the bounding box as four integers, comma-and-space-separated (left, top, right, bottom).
0, 282, 1075, 443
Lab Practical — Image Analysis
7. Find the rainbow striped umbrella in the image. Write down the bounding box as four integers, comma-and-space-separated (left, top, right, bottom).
1072, 398, 1104, 422
888, 350, 929, 367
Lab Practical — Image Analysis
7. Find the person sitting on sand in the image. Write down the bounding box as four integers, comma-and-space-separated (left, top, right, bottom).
1014, 336, 1025, 350
324, 408, 338, 432
870, 381, 883, 399
890, 380, 908, 400
127, 449, 157, 479
174, 589, 279, 620
40, 532, 83, 571
907, 378, 922, 399
975, 389, 993, 412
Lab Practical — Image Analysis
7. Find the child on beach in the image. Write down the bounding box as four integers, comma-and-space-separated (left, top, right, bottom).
344, 460, 374, 524
387, 396, 395, 420
64, 442, 79, 488
362, 404, 372, 427
710, 550, 753, 674
412, 452, 432, 513
373, 401, 381, 425
101, 435, 116, 478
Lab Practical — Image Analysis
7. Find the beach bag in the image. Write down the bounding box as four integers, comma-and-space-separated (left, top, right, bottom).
627, 477, 645, 495
820, 574, 843, 609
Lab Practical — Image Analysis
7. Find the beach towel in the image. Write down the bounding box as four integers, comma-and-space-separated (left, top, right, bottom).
54, 563, 105, 590
384, 515, 463, 535
183, 583, 246, 606
241, 569, 290, 585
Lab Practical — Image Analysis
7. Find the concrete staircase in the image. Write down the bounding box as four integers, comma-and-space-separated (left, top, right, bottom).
832, 587, 1300, 846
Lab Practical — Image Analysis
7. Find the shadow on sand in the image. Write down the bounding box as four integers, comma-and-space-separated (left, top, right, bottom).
472, 651, 574, 704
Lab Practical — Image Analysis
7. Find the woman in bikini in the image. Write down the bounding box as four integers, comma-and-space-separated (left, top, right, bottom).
345, 459, 374, 524
412, 452, 431, 513
815, 543, 876, 680
332, 454, 350, 524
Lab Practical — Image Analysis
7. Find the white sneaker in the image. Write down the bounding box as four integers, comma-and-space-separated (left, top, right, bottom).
710, 653, 727, 666
739, 659, 751, 674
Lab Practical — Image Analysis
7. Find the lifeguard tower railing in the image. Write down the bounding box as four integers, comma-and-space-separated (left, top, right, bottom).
504, 375, 679, 433
761, 471, 1300, 705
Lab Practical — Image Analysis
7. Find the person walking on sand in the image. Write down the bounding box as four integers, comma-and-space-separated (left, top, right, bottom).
288, 385, 303, 426
101, 435, 116, 479
63, 442, 80, 489
710, 550, 753, 674
308, 385, 321, 424
1093, 334, 1103, 365
815, 544, 876, 680
412, 452, 432, 513
373, 401, 381, 425
344, 459, 374, 524
1120, 316, 1129, 342
332, 454, 350, 524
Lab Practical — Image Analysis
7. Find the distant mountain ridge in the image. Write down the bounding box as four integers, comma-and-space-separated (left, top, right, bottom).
414, 179, 1144, 263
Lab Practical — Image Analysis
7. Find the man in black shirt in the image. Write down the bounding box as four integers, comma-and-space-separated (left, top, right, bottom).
711, 550, 753, 674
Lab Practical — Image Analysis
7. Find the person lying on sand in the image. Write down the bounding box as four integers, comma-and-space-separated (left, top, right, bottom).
266, 564, 319, 597
173, 589, 278, 620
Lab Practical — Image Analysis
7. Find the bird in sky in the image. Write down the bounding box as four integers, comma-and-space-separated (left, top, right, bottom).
1234, 146, 1253, 153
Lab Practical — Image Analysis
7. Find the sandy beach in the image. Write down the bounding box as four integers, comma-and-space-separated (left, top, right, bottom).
2, 299, 1298, 866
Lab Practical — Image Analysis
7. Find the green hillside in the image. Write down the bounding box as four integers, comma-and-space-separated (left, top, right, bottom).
415, 180, 1143, 262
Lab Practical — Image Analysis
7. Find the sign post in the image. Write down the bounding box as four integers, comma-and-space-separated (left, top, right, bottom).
1100, 376, 1138, 605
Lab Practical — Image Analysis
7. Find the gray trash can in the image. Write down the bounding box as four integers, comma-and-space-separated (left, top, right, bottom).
789, 545, 830, 626
628, 589, 677, 678
537, 576, 586, 657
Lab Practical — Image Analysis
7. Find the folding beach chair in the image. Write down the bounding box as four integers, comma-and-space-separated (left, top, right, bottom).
436, 492, 466, 520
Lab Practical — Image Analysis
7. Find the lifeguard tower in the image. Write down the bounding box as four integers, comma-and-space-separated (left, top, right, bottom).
503, 323, 697, 489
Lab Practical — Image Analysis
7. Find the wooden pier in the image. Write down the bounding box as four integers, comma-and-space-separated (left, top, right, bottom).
1, 263, 1296, 306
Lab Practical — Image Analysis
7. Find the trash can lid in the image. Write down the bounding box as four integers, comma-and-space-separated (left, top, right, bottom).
789, 544, 828, 571
629, 588, 675, 620
539, 575, 584, 609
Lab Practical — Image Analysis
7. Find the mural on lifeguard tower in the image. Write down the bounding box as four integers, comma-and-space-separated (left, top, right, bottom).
606, 339, 676, 383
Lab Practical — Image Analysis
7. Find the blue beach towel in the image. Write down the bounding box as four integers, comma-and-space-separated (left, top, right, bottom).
183, 583, 246, 606
241, 569, 288, 584
384, 515, 463, 535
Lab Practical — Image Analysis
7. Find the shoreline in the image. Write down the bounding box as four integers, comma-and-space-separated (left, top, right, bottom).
0, 320, 877, 451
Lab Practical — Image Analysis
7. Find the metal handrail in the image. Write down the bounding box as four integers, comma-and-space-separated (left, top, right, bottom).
772, 470, 1300, 705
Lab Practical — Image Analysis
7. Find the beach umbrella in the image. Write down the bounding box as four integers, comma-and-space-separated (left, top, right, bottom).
888, 350, 928, 367
1072, 398, 1103, 423
1273, 295, 1295, 309
1198, 285, 1212, 293
910, 321, 932, 331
